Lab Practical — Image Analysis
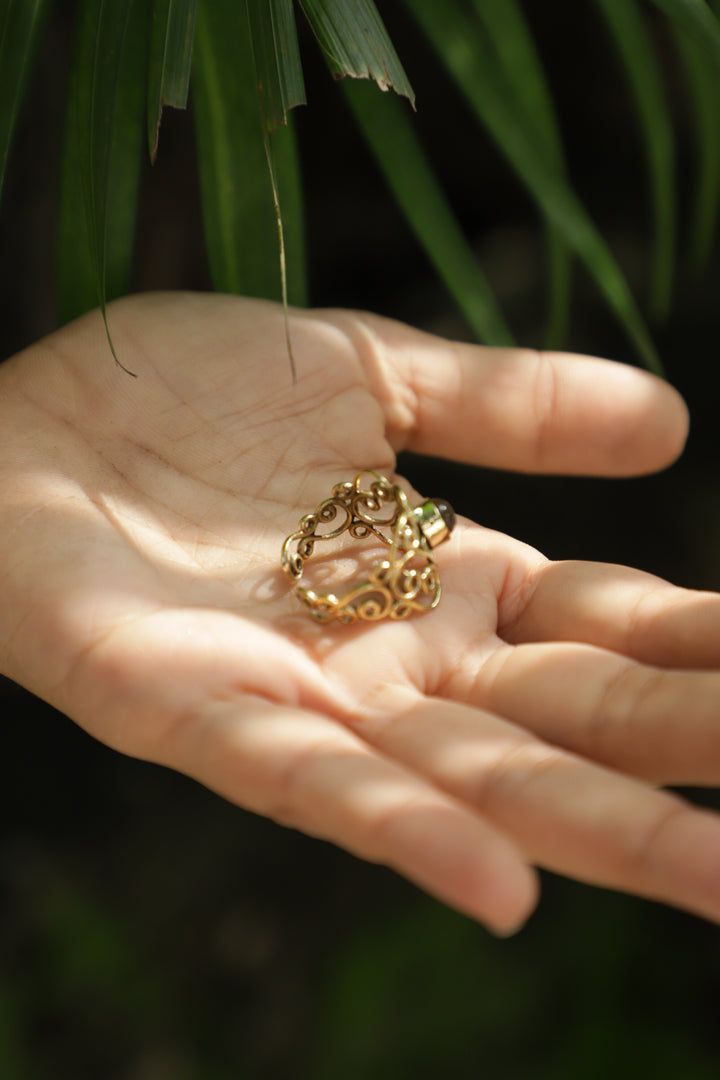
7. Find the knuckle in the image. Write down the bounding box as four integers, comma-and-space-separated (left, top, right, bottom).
268, 734, 344, 826
363, 793, 424, 856
531, 350, 559, 467
623, 799, 689, 878
585, 663, 666, 760
471, 737, 564, 817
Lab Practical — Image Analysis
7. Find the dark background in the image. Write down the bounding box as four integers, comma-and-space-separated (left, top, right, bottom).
1, 3, 720, 1078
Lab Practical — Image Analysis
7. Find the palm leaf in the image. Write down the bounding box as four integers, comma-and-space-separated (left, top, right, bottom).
593, 0, 675, 322
404, 0, 661, 373
674, 25, 720, 269
0, 0, 48, 199
298, 0, 414, 103
471, 0, 571, 347
56, 0, 146, 360
649, 0, 720, 65
246, 0, 306, 133
192, 0, 306, 305
343, 80, 513, 346
147, 0, 198, 161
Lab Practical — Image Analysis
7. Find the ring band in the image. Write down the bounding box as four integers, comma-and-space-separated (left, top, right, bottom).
281, 470, 455, 624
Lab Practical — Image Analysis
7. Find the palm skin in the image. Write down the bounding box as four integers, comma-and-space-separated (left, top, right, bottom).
2, 291, 720, 935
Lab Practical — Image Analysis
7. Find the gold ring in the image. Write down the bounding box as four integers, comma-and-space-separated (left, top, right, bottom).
281, 470, 455, 624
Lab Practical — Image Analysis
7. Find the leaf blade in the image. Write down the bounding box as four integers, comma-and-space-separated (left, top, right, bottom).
648, 0, 720, 66
246, 0, 306, 133
593, 0, 675, 322
299, 0, 414, 103
404, 0, 661, 373
674, 23, 720, 268
471, 0, 564, 170
192, 0, 306, 304
57, 0, 146, 337
471, 0, 571, 346
147, 0, 198, 160
0, 0, 48, 199
343, 80, 513, 346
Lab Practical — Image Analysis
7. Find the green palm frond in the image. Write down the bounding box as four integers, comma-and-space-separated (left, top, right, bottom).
674, 19, 720, 270
148, 0, 197, 161
56, 0, 145, 371
404, 0, 661, 372
343, 79, 513, 346
649, 0, 720, 62
193, 0, 305, 304
246, 0, 305, 133
2, 0, 720, 371
299, 0, 414, 102
593, 0, 675, 323
0, 0, 49, 199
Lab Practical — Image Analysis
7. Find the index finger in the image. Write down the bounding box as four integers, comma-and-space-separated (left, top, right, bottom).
332, 312, 689, 477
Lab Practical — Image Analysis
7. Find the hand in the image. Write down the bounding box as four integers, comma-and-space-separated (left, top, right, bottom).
2, 291, 718, 936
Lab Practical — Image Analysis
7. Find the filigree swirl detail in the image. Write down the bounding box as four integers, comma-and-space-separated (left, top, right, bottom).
281, 471, 451, 624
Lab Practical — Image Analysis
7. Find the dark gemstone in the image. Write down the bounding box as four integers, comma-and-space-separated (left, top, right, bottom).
432, 498, 456, 535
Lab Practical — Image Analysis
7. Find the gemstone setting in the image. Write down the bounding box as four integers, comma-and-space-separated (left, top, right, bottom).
412, 497, 455, 548
432, 498, 456, 537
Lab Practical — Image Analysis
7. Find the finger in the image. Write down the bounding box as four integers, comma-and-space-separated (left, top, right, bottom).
501, 560, 720, 668
156, 694, 538, 936
453, 640, 720, 785
325, 311, 689, 476
348, 691, 720, 926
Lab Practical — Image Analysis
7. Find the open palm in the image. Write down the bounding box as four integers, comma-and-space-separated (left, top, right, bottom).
2, 291, 719, 935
